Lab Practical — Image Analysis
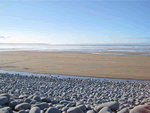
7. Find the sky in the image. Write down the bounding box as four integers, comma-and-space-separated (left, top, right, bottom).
0, 1, 150, 44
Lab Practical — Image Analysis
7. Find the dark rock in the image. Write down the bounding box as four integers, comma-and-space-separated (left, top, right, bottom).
94, 101, 119, 112
24, 99, 32, 103
29, 107, 40, 113
62, 107, 69, 111
8, 101, 21, 109
118, 108, 129, 113
67, 107, 84, 113
98, 107, 112, 113
130, 105, 150, 113
46, 107, 61, 113
18, 110, 26, 113
15, 103, 31, 111
87, 110, 95, 113
34, 103, 49, 110
41, 97, 51, 103
0, 96, 8, 105
33, 96, 41, 102
51, 100, 58, 104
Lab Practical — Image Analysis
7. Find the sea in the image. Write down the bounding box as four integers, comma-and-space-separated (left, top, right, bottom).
0, 43, 150, 55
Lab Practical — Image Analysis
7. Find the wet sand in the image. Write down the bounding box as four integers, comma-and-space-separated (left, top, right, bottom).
0, 51, 150, 80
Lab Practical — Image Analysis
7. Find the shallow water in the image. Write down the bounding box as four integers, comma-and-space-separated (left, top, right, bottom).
92, 53, 128, 55
0, 44, 150, 55
0, 70, 150, 83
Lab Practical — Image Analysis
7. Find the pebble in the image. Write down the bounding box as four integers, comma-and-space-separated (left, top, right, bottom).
33, 96, 42, 102
118, 108, 129, 113
15, 103, 31, 111
98, 107, 112, 113
0, 94, 11, 100
9, 101, 21, 108
25, 110, 30, 113
87, 110, 95, 113
60, 100, 70, 104
77, 104, 86, 111
0, 107, 12, 113
67, 107, 84, 113
51, 100, 58, 104
29, 107, 40, 113
55, 104, 65, 109
0, 96, 8, 105
0, 73, 150, 113
62, 107, 69, 111
24, 99, 32, 103
34, 103, 49, 110
18, 110, 26, 113
130, 105, 150, 113
0, 109, 9, 113
41, 97, 51, 103
45, 107, 61, 113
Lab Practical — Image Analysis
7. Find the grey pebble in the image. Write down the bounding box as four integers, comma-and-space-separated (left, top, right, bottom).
34, 103, 49, 110
15, 103, 31, 111
67, 107, 84, 113
18, 110, 26, 113
45, 107, 61, 113
29, 107, 40, 113
98, 107, 112, 113
0, 96, 8, 105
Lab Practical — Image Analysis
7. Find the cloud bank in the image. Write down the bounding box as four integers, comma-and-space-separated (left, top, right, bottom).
0, 36, 11, 39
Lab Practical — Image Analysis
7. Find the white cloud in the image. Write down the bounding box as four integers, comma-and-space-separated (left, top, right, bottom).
0, 35, 48, 43
0, 36, 11, 39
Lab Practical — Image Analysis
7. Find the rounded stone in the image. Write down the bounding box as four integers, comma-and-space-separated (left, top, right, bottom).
60, 100, 70, 104
30, 100, 37, 104
33, 96, 41, 102
18, 110, 26, 113
24, 99, 32, 103
67, 107, 84, 113
34, 103, 49, 110
29, 107, 40, 113
98, 107, 112, 113
8, 101, 21, 109
0, 109, 9, 113
104, 101, 119, 111
62, 107, 69, 111
15, 103, 31, 111
51, 100, 58, 104
41, 97, 51, 103
77, 105, 86, 111
95, 101, 119, 112
87, 110, 95, 113
118, 108, 129, 113
46, 107, 61, 113
0, 107, 12, 113
55, 104, 64, 109
130, 105, 150, 113
0, 94, 11, 100
0, 96, 8, 105
25, 110, 30, 113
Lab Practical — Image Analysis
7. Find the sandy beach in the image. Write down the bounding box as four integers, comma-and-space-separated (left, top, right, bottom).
0, 51, 150, 80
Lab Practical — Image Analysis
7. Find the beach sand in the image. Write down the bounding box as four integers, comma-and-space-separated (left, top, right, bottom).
0, 51, 150, 80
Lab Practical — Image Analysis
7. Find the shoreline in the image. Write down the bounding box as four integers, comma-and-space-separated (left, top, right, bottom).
0, 69, 150, 83
1, 50, 150, 55
0, 51, 150, 80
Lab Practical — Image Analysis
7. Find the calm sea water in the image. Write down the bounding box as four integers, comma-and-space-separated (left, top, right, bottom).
0, 44, 150, 55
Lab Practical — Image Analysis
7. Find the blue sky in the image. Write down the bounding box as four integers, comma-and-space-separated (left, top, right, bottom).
0, 1, 150, 44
